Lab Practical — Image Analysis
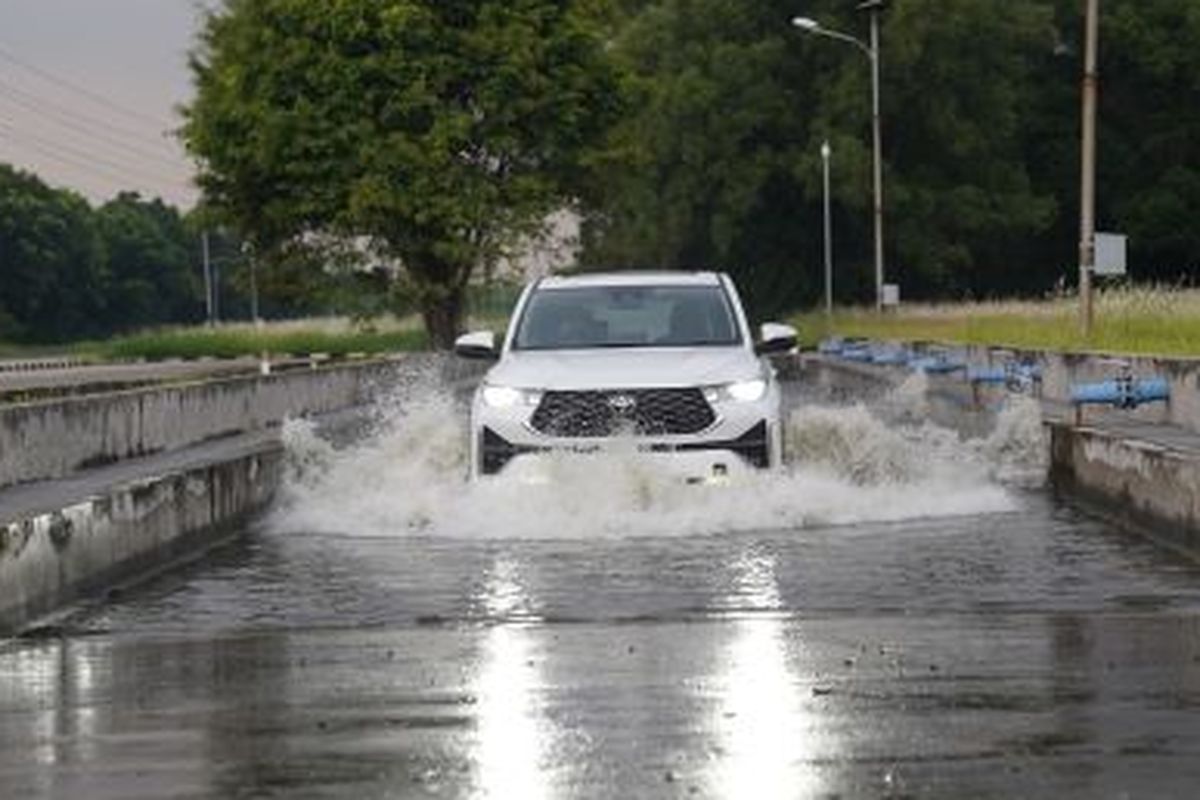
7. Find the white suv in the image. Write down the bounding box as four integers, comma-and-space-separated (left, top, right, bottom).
454, 271, 797, 482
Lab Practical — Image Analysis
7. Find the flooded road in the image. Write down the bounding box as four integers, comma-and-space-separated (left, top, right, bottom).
3, 389, 1200, 798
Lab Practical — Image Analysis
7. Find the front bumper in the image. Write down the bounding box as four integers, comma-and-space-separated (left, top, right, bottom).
479, 421, 772, 478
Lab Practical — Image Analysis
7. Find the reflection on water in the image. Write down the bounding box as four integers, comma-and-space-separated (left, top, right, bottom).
2, 641, 103, 771
4, 643, 61, 790
472, 557, 552, 799
710, 549, 827, 798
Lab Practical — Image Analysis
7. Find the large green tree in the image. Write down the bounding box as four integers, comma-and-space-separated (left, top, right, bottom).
1098, 0, 1200, 280
96, 192, 201, 331
0, 164, 108, 341
874, 0, 1057, 295
580, 0, 818, 316
183, 0, 622, 347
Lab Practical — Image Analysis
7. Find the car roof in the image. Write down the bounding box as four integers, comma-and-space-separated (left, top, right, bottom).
537, 271, 723, 289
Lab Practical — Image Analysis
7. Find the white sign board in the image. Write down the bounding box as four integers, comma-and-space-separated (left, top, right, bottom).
1094, 232, 1127, 276
881, 283, 900, 307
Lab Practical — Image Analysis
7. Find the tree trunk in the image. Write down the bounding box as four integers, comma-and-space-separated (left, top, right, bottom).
421, 286, 465, 350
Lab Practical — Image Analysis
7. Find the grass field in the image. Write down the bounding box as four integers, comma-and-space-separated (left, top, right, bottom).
78, 317, 428, 361
796, 287, 1200, 357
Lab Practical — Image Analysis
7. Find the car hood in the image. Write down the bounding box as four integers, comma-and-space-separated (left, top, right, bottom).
485, 347, 762, 390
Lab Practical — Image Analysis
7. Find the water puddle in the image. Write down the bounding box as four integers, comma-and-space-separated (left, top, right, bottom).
269, 381, 1046, 540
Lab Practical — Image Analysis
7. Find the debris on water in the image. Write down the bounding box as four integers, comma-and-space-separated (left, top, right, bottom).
812, 686, 834, 697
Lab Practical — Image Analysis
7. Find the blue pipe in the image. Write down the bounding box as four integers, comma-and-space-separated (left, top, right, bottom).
969, 363, 1043, 386
1014, 364, 1043, 382
911, 356, 966, 374
840, 346, 873, 362
967, 366, 1007, 384
1070, 377, 1170, 409
871, 349, 910, 366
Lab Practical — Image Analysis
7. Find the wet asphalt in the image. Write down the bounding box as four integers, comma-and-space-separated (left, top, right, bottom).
3, 485, 1200, 799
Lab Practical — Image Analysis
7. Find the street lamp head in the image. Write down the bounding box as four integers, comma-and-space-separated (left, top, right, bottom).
790, 16, 820, 32
821, 141, 831, 159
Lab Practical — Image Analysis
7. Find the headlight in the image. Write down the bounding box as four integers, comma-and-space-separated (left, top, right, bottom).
704, 379, 768, 404
481, 385, 542, 408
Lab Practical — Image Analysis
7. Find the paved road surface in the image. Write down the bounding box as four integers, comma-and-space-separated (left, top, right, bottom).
3, 490, 1200, 798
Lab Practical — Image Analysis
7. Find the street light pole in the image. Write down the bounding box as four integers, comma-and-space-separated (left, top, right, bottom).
1079, 0, 1099, 336
792, 2, 887, 312
864, 0, 885, 313
821, 141, 833, 316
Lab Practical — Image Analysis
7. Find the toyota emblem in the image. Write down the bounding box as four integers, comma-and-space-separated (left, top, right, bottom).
606, 393, 637, 414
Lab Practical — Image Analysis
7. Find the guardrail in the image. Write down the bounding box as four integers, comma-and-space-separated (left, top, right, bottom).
0, 357, 87, 373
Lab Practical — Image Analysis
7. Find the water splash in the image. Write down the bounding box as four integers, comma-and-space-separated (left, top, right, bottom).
270, 381, 1041, 541
975, 395, 1049, 485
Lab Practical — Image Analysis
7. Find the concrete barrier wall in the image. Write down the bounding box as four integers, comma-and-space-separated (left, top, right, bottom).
0, 444, 282, 635
1049, 423, 1200, 556
0, 356, 449, 489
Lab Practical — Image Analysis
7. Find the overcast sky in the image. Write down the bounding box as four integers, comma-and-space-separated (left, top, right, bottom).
0, 0, 207, 208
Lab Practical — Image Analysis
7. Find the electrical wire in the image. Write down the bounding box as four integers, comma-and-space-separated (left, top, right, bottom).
0, 44, 172, 129
0, 83, 185, 170
0, 118, 191, 193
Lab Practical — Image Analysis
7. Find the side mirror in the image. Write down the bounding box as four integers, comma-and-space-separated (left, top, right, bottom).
454, 331, 499, 361
755, 322, 798, 356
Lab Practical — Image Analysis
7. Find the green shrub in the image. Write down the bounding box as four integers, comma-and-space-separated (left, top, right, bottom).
80, 322, 427, 361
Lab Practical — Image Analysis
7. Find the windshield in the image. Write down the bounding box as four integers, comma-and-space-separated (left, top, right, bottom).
514, 284, 741, 350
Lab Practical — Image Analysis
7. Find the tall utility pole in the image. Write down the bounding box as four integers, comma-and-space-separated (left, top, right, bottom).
202, 230, 214, 327
861, 0, 886, 313
244, 242, 260, 324
1079, 0, 1100, 336
821, 141, 834, 317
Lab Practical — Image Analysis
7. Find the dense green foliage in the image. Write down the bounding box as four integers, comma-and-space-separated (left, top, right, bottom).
0, 164, 107, 341
0, 166, 207, 342
95, 192, 201, 330
183, 0, 621, 347
583, 0, 1200, 315
0, 165, 359, 344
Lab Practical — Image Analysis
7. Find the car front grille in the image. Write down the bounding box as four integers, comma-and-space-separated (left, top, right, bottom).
529, 388, 716, 438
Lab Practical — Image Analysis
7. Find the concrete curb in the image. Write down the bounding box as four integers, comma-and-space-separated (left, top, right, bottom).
0, 442, 282, 636
1050, 422, 1200, 558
